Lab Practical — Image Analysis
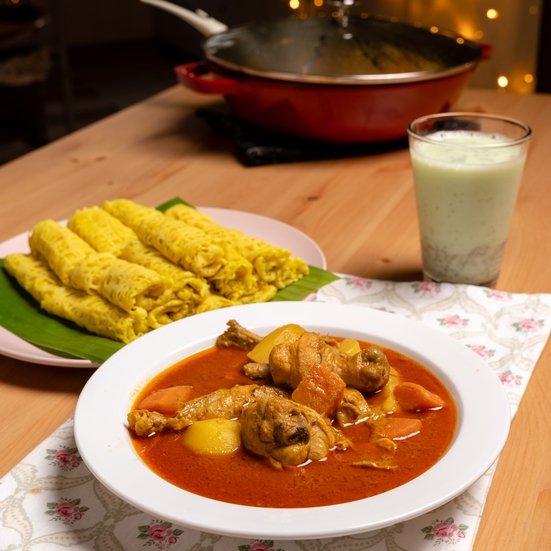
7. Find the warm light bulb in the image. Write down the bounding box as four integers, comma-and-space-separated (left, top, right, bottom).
314, 0, 323, 6
524, 74, 534, 84
486, 8, 499, 20
289, 0, 300, 9
497, 76, 509, 88
430, 26, 439, 34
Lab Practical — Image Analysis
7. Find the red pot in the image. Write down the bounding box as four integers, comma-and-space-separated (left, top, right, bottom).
176, 60, 479, 144
167, 11, 489, 144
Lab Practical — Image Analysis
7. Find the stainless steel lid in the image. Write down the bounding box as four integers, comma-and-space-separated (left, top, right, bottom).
203, 15, 483, 85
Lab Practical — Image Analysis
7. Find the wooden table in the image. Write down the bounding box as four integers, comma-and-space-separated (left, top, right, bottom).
1, 86, 550, 550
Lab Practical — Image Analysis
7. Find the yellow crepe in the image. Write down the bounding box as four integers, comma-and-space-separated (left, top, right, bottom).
195, 294, 235, 314
119, 239, 210, 317
103, 199, 227, 278
3, 252, 60, 301
68, 206, 137, 256
4, 253, 146, 343
103, 199, 258, 300
101, 199, 157, 232
165, 204, 309, 288
147, 298, 190, 328
9, 199, 311, 344
68, 252, 174, 315
28, 220, 95, 286
28, 218, 181, 328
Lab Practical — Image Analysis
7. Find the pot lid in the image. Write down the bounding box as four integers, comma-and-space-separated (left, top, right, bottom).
203, 15, 483, 85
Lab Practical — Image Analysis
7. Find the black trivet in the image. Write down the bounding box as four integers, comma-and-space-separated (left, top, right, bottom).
196, 108, 407, 167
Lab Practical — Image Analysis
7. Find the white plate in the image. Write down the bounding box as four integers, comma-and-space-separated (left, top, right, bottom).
74, 301, 510, 540
0, 207, 326, 368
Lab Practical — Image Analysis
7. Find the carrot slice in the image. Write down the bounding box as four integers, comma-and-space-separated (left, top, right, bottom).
292, 364, 345, 418
375, 417, 422, 440
137, 385, 193, 415
394, 382, 445, 411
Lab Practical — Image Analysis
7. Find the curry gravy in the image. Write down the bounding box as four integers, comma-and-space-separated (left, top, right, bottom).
130, 341, 457, 508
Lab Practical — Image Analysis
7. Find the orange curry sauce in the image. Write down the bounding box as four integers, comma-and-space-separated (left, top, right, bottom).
130, 341, 457, 508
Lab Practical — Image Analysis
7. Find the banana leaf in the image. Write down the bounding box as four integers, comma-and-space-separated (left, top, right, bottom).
0, 200, 339, 364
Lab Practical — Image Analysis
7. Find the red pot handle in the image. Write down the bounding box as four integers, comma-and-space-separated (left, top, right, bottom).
175, 62, 243, 95
480, 43, 492, 61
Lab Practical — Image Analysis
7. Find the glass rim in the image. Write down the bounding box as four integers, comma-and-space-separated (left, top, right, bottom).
407, 112, 532, 147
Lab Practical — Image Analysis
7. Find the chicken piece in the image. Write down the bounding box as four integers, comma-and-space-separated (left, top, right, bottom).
128, 384, 286, 436
335, 346, 391, 394
335, 387, 382, 427
128, 409, 169, 437
268, 332, 319, 388
269, 332, 390, 393
243, 361, 272, 382
240, 394, 349, 468
216, 319, 263, 350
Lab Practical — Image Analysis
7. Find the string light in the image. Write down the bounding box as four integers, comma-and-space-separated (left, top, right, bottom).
497, 76, 509, 88
287, 0, 540, 95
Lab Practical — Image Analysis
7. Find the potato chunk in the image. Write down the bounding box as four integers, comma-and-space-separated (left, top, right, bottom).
337, 338, 362, 356
182, 418, 241, 455
378, 367, 401, 413
247, 323, 305, 364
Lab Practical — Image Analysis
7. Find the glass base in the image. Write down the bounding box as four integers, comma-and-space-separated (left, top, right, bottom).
423, 272, 498, 288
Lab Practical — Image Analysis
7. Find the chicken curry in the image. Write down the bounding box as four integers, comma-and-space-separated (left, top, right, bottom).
128, 320, 456, 508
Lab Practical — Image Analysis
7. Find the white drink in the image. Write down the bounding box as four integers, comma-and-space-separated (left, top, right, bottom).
409, 129, 528, 285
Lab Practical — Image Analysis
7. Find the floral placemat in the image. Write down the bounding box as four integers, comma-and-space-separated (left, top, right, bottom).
1, 276, 550, 551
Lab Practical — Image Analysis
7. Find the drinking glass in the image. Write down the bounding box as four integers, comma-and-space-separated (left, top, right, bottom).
408, 112, 531, 286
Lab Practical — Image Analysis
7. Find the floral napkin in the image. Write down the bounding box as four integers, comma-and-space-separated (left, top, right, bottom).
1, 276, 550, 551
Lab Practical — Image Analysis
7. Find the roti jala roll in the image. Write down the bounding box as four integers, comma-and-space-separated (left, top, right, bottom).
119, 239, 210, 317
3, 253, 146, 343
68, 206, 137, 256
68, 252, 176, 316
28, 220, 95, 286
101, 198, 156, 233
235, 284, 278, 304
195, 294, 235, 314
29, 218, 181, 325
165, 204, 309, 289
6, 198, 311, 345
103, 199, 258, 300
103, 199, 228, 278
147, 298, 190, 328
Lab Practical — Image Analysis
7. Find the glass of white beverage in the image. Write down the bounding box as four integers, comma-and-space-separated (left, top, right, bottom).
408, 112, 531, 286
